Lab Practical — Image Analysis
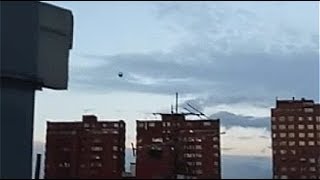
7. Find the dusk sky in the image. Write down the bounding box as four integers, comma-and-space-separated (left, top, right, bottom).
34, 1, 319, 178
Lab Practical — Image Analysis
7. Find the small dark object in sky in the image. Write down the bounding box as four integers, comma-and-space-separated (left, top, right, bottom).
118, 72, 123, 78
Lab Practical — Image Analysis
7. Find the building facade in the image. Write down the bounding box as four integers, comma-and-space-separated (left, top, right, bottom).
136, 113, 221, 179
271, 98, 320, 179
44, 115, 125, 179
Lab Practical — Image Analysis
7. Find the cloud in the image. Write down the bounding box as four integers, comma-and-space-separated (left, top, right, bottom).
70, 2, 319, 108
210, 111, 270, 129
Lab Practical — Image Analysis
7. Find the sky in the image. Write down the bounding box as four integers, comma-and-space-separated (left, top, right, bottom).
34, 1, 319, 178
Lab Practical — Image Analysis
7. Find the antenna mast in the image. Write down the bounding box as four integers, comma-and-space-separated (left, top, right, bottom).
176, 92, 178, 114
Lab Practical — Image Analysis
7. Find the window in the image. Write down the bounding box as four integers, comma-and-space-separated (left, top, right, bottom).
309, 158, 316, 163
84, 123, 90, 128
307, 116, 313, 120
281, 157, 287, 161
280, 133, 286, 138
59, 162, 70, 168
288, 133, 295, 138
152, 137, 163, 143
279, 125, 286, 130
280, 149, 287, 155
298, 117, 303, 121
138, 122, 144, 128
92, 155, 101, 160
288, 116, 294, 122
273, 150, 276, 155
195, 145, 202, 150
149, 122, 155, 127
290, 167, 296, 172
288, 141, 295, 146
271, 117, 276, 121
299, 141, 305, 146
307, 133, 314, 138
304, 108, 314, 113
316, 116, 320, 122
93, 138, 102, 143
281, 167, 287, 172
112, 130, 119, 134
113, 146, 118, 151
307, 125, 314, 130
213, 137, 218, 141
196, 169, 203, 175
279, 116, 285, 122
114, 123, 119, 128
196, 138, 202, 142
287, 125, 294, 130
166, 122, 171, 127
279, 141, 287, 146
316, 125, 320, 130
298, 124, 304, 130
280, 175, 288, 179
273, 133, 277, 138
299, 158, 306, 162
91, 146, 103, 151
214, 153, 219, 157
308, 141, 315, 146
213, 145, 218, 149
290, 150, 296, 155
113, 155, 117, 159
196, 161, 202, 166
203, 122, 211, 126
214, 161, 218, 166
162, 122, 166, 127
196, 153, 202, 158
62, 147, 70, 152
309, 167, 316, 172
299, 133, 305, 138
272, 125, 277, 130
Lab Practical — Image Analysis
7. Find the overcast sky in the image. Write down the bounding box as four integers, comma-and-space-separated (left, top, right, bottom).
35, 1, 319, 178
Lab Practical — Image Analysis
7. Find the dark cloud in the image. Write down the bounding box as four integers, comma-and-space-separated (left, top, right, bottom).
210, 111, 270, 129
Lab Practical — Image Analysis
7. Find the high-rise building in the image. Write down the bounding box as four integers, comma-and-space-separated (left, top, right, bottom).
136, 113, 221, 179
44, 115, 126, 179
271, 98, 320, 179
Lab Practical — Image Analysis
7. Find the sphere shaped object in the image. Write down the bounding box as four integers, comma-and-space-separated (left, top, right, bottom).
118, 72, 123, 77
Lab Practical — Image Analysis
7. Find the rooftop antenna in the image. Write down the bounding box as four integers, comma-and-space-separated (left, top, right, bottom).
183, 107, 201, 118
186, 103, 209, 119
175, 92, 178, 114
